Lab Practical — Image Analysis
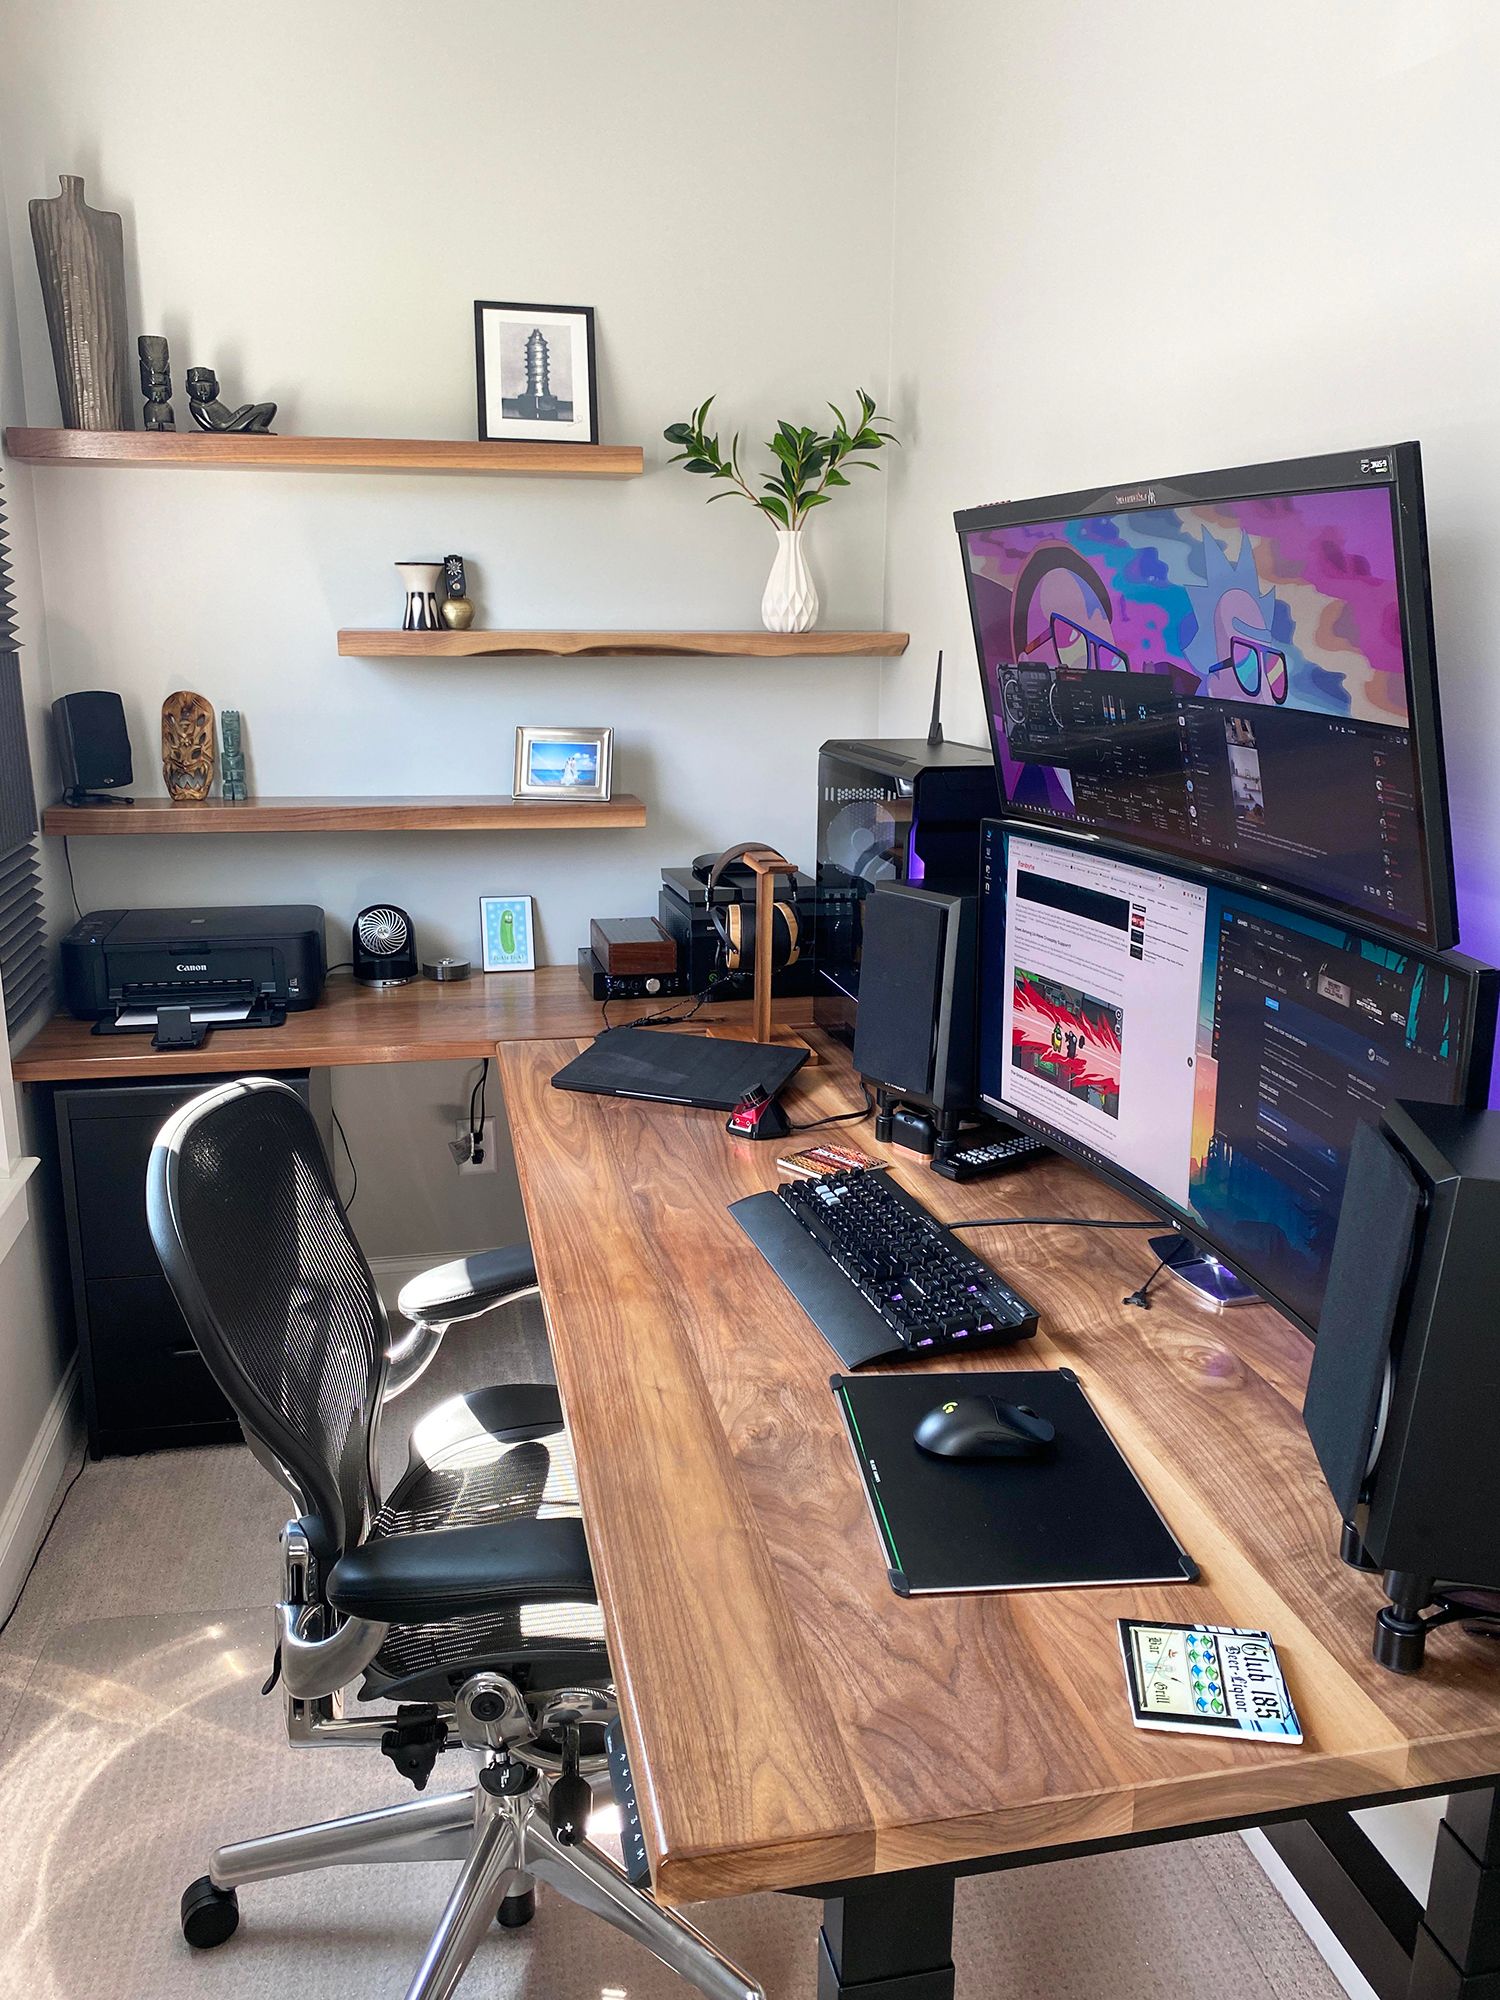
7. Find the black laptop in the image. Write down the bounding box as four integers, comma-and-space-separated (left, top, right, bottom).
551, 1026, 806, 1110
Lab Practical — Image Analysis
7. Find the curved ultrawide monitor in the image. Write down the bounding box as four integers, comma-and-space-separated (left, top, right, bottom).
957, 444, 1458, 949
977, 821, 1496, 1339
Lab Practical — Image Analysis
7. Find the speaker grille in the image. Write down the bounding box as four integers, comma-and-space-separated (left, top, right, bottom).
852, 890, 946, 1097
1303, 1119, 1422, 1517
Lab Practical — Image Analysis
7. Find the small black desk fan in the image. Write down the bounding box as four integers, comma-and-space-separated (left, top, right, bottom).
353, 904, 419, 985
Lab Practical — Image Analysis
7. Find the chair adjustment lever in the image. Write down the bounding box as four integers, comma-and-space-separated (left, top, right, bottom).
547, 1722, 592, 1845
380, 1704, 449, 1790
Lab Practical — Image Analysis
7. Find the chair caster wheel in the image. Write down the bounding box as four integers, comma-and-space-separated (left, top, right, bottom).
497, 1886, 536, 1928
181, 1875, 240, 1949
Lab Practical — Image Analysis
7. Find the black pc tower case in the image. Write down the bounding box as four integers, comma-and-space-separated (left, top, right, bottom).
814, 738, 999, 1043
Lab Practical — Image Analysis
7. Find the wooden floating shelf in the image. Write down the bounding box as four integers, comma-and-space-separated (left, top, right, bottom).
3, 428, 644, 477
338, 629, 910, 659
42, 793, 647, 836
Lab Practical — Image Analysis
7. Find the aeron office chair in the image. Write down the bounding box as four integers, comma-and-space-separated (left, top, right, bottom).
147, 1076, 760, 2000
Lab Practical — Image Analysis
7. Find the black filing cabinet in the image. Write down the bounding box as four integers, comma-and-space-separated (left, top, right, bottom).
55, 1071, 328, 1455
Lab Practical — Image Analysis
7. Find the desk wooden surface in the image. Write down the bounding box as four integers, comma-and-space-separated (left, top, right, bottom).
12, 969, 812, 1082
499, 1031, 1500, 1908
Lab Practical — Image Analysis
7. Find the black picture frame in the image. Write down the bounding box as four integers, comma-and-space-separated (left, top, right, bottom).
473, 300, 599, 446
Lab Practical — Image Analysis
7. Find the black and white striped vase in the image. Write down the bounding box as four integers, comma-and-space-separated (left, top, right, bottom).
396, 562, 444, 632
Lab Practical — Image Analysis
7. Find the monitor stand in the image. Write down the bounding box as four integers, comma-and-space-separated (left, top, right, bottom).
1147, 1233, 1259, 1310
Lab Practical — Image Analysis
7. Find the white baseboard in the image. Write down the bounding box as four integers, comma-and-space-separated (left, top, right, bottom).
0, 1358, 82, 1622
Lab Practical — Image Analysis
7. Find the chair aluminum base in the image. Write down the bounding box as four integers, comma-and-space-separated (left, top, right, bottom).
206, 1777, 762, 2000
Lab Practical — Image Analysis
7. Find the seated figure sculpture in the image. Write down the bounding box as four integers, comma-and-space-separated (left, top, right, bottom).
186, 366, 277, 433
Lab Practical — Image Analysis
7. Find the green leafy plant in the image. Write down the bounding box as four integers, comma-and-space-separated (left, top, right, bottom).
663, 389, 898, 530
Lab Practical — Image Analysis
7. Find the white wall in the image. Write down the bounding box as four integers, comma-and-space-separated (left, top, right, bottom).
0, 0, 899, 1261
881, 0, 1500, 964
878, 0, 1500, 1969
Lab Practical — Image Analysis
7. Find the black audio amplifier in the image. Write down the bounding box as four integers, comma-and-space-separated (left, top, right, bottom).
577, 948, 688, 1002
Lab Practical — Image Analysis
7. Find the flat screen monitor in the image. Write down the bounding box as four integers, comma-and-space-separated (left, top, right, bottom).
956, 444, 1458, 949
977, 821, 1496, 1338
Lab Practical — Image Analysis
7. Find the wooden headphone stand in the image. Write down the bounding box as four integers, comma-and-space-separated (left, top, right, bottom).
702, 845, 819, 1064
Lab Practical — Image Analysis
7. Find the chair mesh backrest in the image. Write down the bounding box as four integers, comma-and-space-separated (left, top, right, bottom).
148, 1080, 388, 1567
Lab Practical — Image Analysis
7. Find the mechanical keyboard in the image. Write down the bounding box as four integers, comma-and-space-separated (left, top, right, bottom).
729, 1168, 1039, 1369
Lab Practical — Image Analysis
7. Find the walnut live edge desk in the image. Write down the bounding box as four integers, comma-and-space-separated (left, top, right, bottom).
17, 992, 1500, 1999
497, 1030, 1500, 2000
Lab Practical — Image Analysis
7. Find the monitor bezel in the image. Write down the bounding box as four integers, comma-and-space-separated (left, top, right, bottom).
955, 442, 1459, 953
977, 816, 1496, 1341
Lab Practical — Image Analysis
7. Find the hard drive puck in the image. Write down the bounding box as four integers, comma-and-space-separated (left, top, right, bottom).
422, 957, 472, 982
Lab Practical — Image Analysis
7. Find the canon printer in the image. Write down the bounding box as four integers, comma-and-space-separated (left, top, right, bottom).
62, 905, 326, 1048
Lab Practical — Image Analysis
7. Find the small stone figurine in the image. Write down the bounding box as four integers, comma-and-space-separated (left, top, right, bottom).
440, 553, 475, 630
162, 690, 215, 802
186, 366, 277, 434
137, 334, 175, 430
220, 708, 247, 801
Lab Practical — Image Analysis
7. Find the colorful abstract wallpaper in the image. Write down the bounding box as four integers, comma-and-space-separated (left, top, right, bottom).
965, 486, 1410, 809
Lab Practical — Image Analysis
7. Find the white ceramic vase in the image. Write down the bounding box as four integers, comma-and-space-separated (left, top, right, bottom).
760, 528, 819, 633
397, 561, 444, 632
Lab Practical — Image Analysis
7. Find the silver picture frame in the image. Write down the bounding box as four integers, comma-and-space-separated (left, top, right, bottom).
513, 724, 613, 802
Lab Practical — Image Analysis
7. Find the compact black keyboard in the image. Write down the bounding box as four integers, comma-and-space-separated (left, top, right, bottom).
729, 1169, 1038, 1369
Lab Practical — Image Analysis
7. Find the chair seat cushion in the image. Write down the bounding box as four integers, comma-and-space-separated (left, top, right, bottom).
397, 1244, 538, 1324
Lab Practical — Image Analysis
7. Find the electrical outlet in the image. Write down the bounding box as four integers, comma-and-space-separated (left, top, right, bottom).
455, 1117, 498, 1174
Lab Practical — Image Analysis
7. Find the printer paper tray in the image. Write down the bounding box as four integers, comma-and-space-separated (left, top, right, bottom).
114, 1002, 254, 1027
92, 998, 288, 1037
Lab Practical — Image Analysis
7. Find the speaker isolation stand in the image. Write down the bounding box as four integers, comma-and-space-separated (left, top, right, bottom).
1147, 1232, 1259, 1310
1372, 1570, 1500, 1674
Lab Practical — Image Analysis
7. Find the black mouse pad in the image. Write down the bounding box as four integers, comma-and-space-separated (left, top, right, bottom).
832, 1369, 1198, 1597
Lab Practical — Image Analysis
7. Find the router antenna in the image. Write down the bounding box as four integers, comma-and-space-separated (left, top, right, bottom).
926, 649, 944, 747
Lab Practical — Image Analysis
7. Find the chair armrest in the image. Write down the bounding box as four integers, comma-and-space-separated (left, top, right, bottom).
326, 1518, 594, 1624
398, 1244, 539, 1327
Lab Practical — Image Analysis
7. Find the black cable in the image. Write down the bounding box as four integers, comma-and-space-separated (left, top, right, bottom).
61, 835, 83, 920
947, 1216, 1158, 1231
0, 1454, 86, 1639
601, 969, 732, 1034
330, 1102, 358, 1208
946, 1212, 1166, 1308
467, 1056, 489, 1164
1123, 1250, 1171, 1311
790, 1080, 873, 1133
326, 958, 353, 975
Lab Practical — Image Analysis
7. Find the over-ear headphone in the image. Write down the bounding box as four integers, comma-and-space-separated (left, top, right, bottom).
697, 842, 801, 978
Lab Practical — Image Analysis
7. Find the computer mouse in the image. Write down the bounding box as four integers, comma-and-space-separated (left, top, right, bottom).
913, 1395, 1056, 1461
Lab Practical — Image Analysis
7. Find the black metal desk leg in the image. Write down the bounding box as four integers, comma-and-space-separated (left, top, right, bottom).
819, 1875, 956, 2000
1411, 1789, 1500, 1997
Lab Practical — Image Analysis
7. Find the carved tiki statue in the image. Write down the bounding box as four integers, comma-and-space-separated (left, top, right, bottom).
162, 690, 215, 802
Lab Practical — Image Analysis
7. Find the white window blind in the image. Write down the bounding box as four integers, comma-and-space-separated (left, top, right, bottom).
0, 480, 46, 1037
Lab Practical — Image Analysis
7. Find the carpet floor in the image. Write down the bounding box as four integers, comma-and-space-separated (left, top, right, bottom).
0, 1301, 1345, 1999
